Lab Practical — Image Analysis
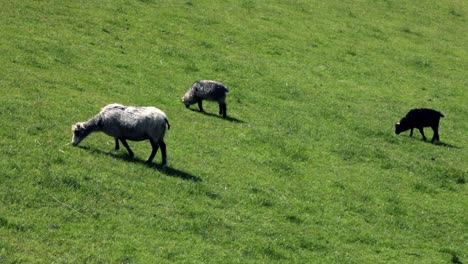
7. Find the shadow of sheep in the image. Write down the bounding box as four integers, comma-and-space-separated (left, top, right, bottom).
77, 145, 202, 182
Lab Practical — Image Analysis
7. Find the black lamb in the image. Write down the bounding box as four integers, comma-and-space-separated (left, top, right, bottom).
395, 108, 444, 142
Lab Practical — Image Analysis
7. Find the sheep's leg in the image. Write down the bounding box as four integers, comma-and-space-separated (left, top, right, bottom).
159, 140, 167, 165
418, 128, 427, 141
147, 139, 159, 164
219, 103, 227, 117
197, 100, 204, 112
114, 138, 120, 150
431, 126, 439, 142
409, 128, 414, 137
120, 139, 134, 158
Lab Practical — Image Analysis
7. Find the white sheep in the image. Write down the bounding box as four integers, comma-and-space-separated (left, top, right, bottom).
71, 103, 170, 165
181, 80, 229, 117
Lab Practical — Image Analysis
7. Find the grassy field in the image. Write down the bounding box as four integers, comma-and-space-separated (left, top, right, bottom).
0, 0, 467, 263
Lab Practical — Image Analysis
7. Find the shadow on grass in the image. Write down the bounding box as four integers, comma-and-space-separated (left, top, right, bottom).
76, 145, 202, 182
431, 141, 460, 149
149, 164, 202, 182
403, 136, 461, 148
188, 108, 245, 123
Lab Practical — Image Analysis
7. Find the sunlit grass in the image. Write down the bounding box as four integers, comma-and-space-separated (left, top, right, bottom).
0, 0, 466, 263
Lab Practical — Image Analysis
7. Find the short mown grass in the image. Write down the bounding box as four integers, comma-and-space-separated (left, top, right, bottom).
0, 0, 467, 263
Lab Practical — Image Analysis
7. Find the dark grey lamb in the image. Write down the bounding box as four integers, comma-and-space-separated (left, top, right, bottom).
395, 108, 444, 142
181, 80, 229, 117
72, 103, 170, 165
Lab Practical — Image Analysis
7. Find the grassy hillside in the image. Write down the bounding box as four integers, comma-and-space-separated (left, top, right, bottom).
0, 0, 466, 263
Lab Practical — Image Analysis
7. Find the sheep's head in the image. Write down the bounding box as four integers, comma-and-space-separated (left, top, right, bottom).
181, 90, 197, 108
71, 122, 86, 146
395, 122, 402, 135
395, 118, 409, 135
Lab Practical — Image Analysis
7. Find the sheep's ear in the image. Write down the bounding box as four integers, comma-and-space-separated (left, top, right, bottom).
72, 123, 83, 131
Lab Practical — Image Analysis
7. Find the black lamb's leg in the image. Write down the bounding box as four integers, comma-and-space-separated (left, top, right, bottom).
120, 139, 134, 158
431, 126, 440, 142
409, 128, 414, 137
418, 128, 427, 141
147, 139, 159, 164
159, 140, 167, 165
197, 100, 204, 112
114, 138, 120, 150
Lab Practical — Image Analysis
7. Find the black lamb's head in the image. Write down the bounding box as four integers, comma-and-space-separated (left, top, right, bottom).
395, 118, 409, 135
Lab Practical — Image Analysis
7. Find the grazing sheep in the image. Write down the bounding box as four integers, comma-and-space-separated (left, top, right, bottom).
395, 108, 444, 142
181, 80, 229, 117
71, 103, 170, 165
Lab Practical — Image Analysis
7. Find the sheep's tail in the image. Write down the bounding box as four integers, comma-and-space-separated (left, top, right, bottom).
165, 118, 171, 130
439, 112, 445, 118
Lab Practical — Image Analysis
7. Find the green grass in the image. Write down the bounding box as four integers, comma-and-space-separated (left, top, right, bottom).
0, 0, 467, 263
